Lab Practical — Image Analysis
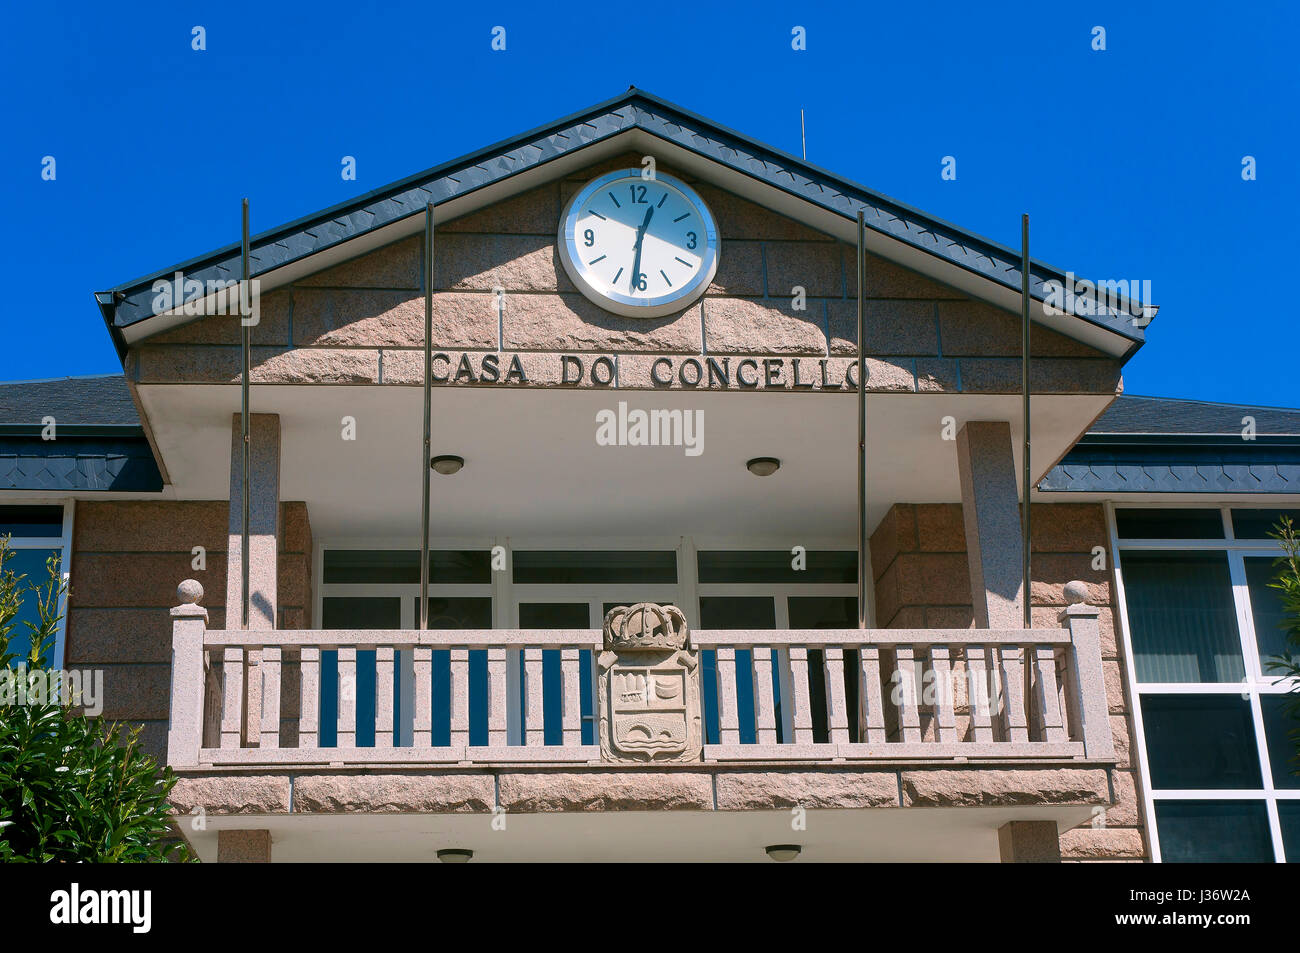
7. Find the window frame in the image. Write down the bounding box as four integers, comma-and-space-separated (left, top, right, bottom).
1, 500, 74, 671
1108, 501, 1300, 863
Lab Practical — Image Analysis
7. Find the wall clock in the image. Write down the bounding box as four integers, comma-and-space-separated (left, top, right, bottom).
558, 169, 719, 318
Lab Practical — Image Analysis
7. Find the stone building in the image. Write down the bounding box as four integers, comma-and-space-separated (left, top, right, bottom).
1, 90, 1296, 862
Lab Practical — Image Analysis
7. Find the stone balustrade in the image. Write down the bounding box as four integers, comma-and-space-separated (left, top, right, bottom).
167, 583, 1112, 770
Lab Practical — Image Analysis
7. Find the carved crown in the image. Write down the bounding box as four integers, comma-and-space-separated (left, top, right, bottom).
603, 603, 690, 651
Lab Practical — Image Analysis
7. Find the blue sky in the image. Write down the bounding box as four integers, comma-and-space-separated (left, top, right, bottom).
3, 1, 1296, 407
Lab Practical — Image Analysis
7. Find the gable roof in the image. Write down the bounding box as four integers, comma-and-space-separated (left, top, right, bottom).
96, 88, 1148, 361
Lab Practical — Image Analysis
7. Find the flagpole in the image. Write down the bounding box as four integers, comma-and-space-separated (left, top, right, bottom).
857, 209, 867, 629
420, 203, 434, 631
240, 198, 251, 630
1021, 213, 1032, 630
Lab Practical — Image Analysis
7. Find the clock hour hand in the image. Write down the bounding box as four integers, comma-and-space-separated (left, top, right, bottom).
630, 206, 655, 292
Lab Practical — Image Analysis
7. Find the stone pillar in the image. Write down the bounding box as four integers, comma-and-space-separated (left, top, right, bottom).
225, 413, 281, 630
167, 580, 208, 768
217, 829, 272, 863
955, 421, 1024, 629
998, 821, 1061, 863
225, 413, 280, 748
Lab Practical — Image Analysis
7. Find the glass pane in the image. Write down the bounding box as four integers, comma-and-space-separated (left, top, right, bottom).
1246, 557, 1296, 665
1280, 802, 1300, 862
519, 603, 589, 628
1231, 508, 1300, 540
512, 550, 676, 584
699, 596, 777, 745
417, 597, 492, 629
322, 597, 400, 629
2, 548, 60, 664
1155, 801, 1273, 862
1115, 508, 1224, 539
520, 603, 592, 745
0, 505, 63, 537
1141, 695, 1262, 789
1262, 695, 1300, 789
323, 550, 490, 584
697, 550, 856, 584
1121, 552, 1244, 682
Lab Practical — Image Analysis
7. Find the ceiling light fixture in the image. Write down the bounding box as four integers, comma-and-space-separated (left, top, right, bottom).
746, 457, 781, 476
765, 844, 801, 862
430, 455, 465, 475
436, 848, 474, 863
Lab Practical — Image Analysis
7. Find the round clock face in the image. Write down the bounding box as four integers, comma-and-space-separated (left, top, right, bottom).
558, 169, 719, 318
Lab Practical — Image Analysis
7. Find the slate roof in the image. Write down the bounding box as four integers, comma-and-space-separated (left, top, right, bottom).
0, 375, 162, 492
96, 88, 1147, 359
1041, 395, 1300, 494
0, 375, 141, 428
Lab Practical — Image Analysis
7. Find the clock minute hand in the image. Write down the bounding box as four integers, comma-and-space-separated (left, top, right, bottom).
630, 205, 655, 292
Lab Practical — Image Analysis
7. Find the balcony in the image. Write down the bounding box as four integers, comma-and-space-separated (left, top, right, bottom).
168, 587, 1112, 770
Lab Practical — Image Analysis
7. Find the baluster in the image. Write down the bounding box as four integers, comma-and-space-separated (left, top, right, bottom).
929, 645, 957, 743
716, 646, 740, 746
998, 645, 1029, 743
965, 645, 994, 743
1033, 645, 1066, 743
375, 646, 394, 748
524, 647, 544, 746
412, 646, 432, 747
487, 647, 508, 746
259, 645, 281, 749
894, 646, 922, 743
859, 646, 886, 744
752, 646, 778, 745
220, 646, 244, 749
337, 647, 357, 748
299, 646, 319, 748
788, 646, 813, 745
450, 647, 470, 747
823, 646, 850, 745
561, 648, 581, 746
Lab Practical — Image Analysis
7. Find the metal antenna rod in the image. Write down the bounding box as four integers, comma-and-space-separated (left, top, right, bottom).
857, 208, 867, 629
420, 202, 434, 631
1021, 214, 1032, 630
800, 109, 807, 161
240, 198, 251, 630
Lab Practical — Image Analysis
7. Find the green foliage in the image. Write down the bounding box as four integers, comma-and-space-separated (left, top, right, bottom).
1265, 516, 1300, 779
0, 537, 193, 862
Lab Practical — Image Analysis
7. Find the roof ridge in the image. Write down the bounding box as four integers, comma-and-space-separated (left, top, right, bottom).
1117, 393, 1300, 414
0, 373, 126, 386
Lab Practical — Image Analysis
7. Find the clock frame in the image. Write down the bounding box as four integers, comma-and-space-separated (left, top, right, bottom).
557, 168, 720, 318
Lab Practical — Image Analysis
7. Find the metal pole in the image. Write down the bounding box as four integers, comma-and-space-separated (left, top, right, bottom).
856, 209, 867, 629
1021, 213, 1032, 630
240, 199, 251, 630
420, 203, 434, 631
800, 109, 806, 161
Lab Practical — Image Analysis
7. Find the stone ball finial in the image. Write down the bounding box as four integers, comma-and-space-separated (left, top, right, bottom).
177, 579, 204, 605
1063, 580, 1090, 606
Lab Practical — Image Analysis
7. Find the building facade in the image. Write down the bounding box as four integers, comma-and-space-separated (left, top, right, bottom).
1, 91, 1296, 862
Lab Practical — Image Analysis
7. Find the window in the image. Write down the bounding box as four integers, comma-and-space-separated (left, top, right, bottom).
0, 504, 71, 669
1113, 504, 1299, 862
695, 550, 859, 746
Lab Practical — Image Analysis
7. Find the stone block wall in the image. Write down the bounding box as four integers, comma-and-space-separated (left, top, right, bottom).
869, 501, 1147, 862
64, 500, 312, 761
127, 152, 1120, 395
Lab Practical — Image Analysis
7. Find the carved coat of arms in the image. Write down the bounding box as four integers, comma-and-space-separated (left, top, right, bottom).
597, 604, 702, 763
